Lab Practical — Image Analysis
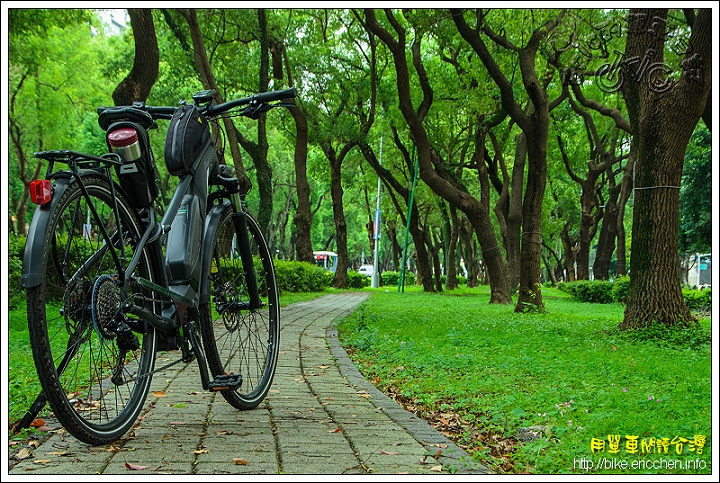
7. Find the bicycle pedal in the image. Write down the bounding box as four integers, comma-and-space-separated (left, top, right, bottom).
208, 373, 243, 391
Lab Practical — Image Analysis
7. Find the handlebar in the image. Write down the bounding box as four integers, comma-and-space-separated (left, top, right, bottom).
207, 87, 297, 117
97, 87, 297, 129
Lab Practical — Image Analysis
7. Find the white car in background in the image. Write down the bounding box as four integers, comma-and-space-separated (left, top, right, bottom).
357, 264, 374, 277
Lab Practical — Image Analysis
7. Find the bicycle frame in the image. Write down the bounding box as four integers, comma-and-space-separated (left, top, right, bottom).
21, 128, 258, 393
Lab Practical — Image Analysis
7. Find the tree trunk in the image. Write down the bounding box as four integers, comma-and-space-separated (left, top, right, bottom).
560, 224, 577, 282
255, 9, 273, 235
620, 8, 711, 329
614, 157, 634, 276
445, 204, 460, 290
515, 122, 548, 312
409, 211, 436, 292
323, 142, 355, 289
290, 107, 313, 262
275, 36, 313, 263
593, 162, 623, 280
112, 9, 158, 105
387, 218, 401, 271
505, 133, 526, 290
459, 217, 479, 288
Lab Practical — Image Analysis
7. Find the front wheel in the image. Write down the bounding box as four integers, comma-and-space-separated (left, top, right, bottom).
201, 208, 280, 409
26, 175, 157, 445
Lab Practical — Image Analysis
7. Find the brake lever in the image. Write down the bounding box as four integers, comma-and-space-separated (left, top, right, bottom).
241, 102, 273, 120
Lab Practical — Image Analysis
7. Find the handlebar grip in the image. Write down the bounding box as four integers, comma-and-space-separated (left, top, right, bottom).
252, 87, 297, 104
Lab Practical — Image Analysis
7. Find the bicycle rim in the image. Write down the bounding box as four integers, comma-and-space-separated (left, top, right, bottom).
202, 208, 280, 409
26, 176, 157, 445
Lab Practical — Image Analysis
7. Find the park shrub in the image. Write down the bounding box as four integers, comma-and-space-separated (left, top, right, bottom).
558, 279, 614, 304
560, 276, 712, 312
381, 270, 416, 287
8, 235, 26, 310
273, 259, 331, 293
682, 287, 712, 312
610, 275, 630, 303
381, 271, 400, 286
346, 270, 370, 289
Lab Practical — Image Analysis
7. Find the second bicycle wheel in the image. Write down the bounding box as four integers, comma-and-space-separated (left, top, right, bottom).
201, 207, 280, 409
25, 175, 158, 445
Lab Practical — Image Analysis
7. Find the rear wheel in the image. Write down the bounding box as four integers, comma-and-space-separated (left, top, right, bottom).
201, 208, 280, 409
26, 175, 157, 445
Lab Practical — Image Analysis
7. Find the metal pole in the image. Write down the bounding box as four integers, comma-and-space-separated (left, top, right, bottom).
399, 146, 418, 293
371, 138, 382, 288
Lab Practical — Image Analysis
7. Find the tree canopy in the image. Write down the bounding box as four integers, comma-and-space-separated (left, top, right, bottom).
5, 7, 712, 328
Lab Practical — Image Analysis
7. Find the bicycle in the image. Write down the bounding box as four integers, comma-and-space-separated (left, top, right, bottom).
20, 87, 297, 445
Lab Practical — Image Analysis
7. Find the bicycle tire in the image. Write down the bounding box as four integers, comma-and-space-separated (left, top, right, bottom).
26, 175, 157, 445
201, 207, 280, 409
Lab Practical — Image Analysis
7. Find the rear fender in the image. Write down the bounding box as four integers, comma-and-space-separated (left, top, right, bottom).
20, 170, 111, 288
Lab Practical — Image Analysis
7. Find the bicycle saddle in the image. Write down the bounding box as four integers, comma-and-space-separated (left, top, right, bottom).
97, 105, 156, 131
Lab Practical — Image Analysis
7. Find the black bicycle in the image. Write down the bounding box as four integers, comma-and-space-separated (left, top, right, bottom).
20, 87, 296, 445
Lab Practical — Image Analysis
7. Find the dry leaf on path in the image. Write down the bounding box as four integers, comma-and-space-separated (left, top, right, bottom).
153, 391, 167, 397
431, 465, 443, 472
381, 449, 399, 455
233, 457, 250, 465
125, 462, 148, 470
16, 448, 32, 460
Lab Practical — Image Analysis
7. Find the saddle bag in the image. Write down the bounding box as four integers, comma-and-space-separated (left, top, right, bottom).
164, 105, 212, 176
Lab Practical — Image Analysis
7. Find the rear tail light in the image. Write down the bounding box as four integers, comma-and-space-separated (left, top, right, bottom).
30, 179, 53, 205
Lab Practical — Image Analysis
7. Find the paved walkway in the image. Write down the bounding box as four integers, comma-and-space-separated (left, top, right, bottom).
8, 293, 488, 475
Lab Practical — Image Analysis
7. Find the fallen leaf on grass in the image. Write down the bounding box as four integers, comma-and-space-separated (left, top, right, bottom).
381, 449, 399, 455
153, 391, 167, 398
319, 364, 330, 369
125, 462, 148, 470
329, 427, 343, 433
233, 458, 250, 465
33, 459, 51, 464
431, 465, 442, 472
194, 449, 209, 454
216, 429, 233, 435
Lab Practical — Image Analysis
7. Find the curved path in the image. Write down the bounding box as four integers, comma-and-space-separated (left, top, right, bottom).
8, 293, 489, 475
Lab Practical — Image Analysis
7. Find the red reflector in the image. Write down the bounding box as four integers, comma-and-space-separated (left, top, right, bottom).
30, 179, 52, 205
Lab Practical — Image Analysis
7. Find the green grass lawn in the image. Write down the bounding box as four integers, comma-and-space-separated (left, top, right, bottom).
336, 285, 712, 475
